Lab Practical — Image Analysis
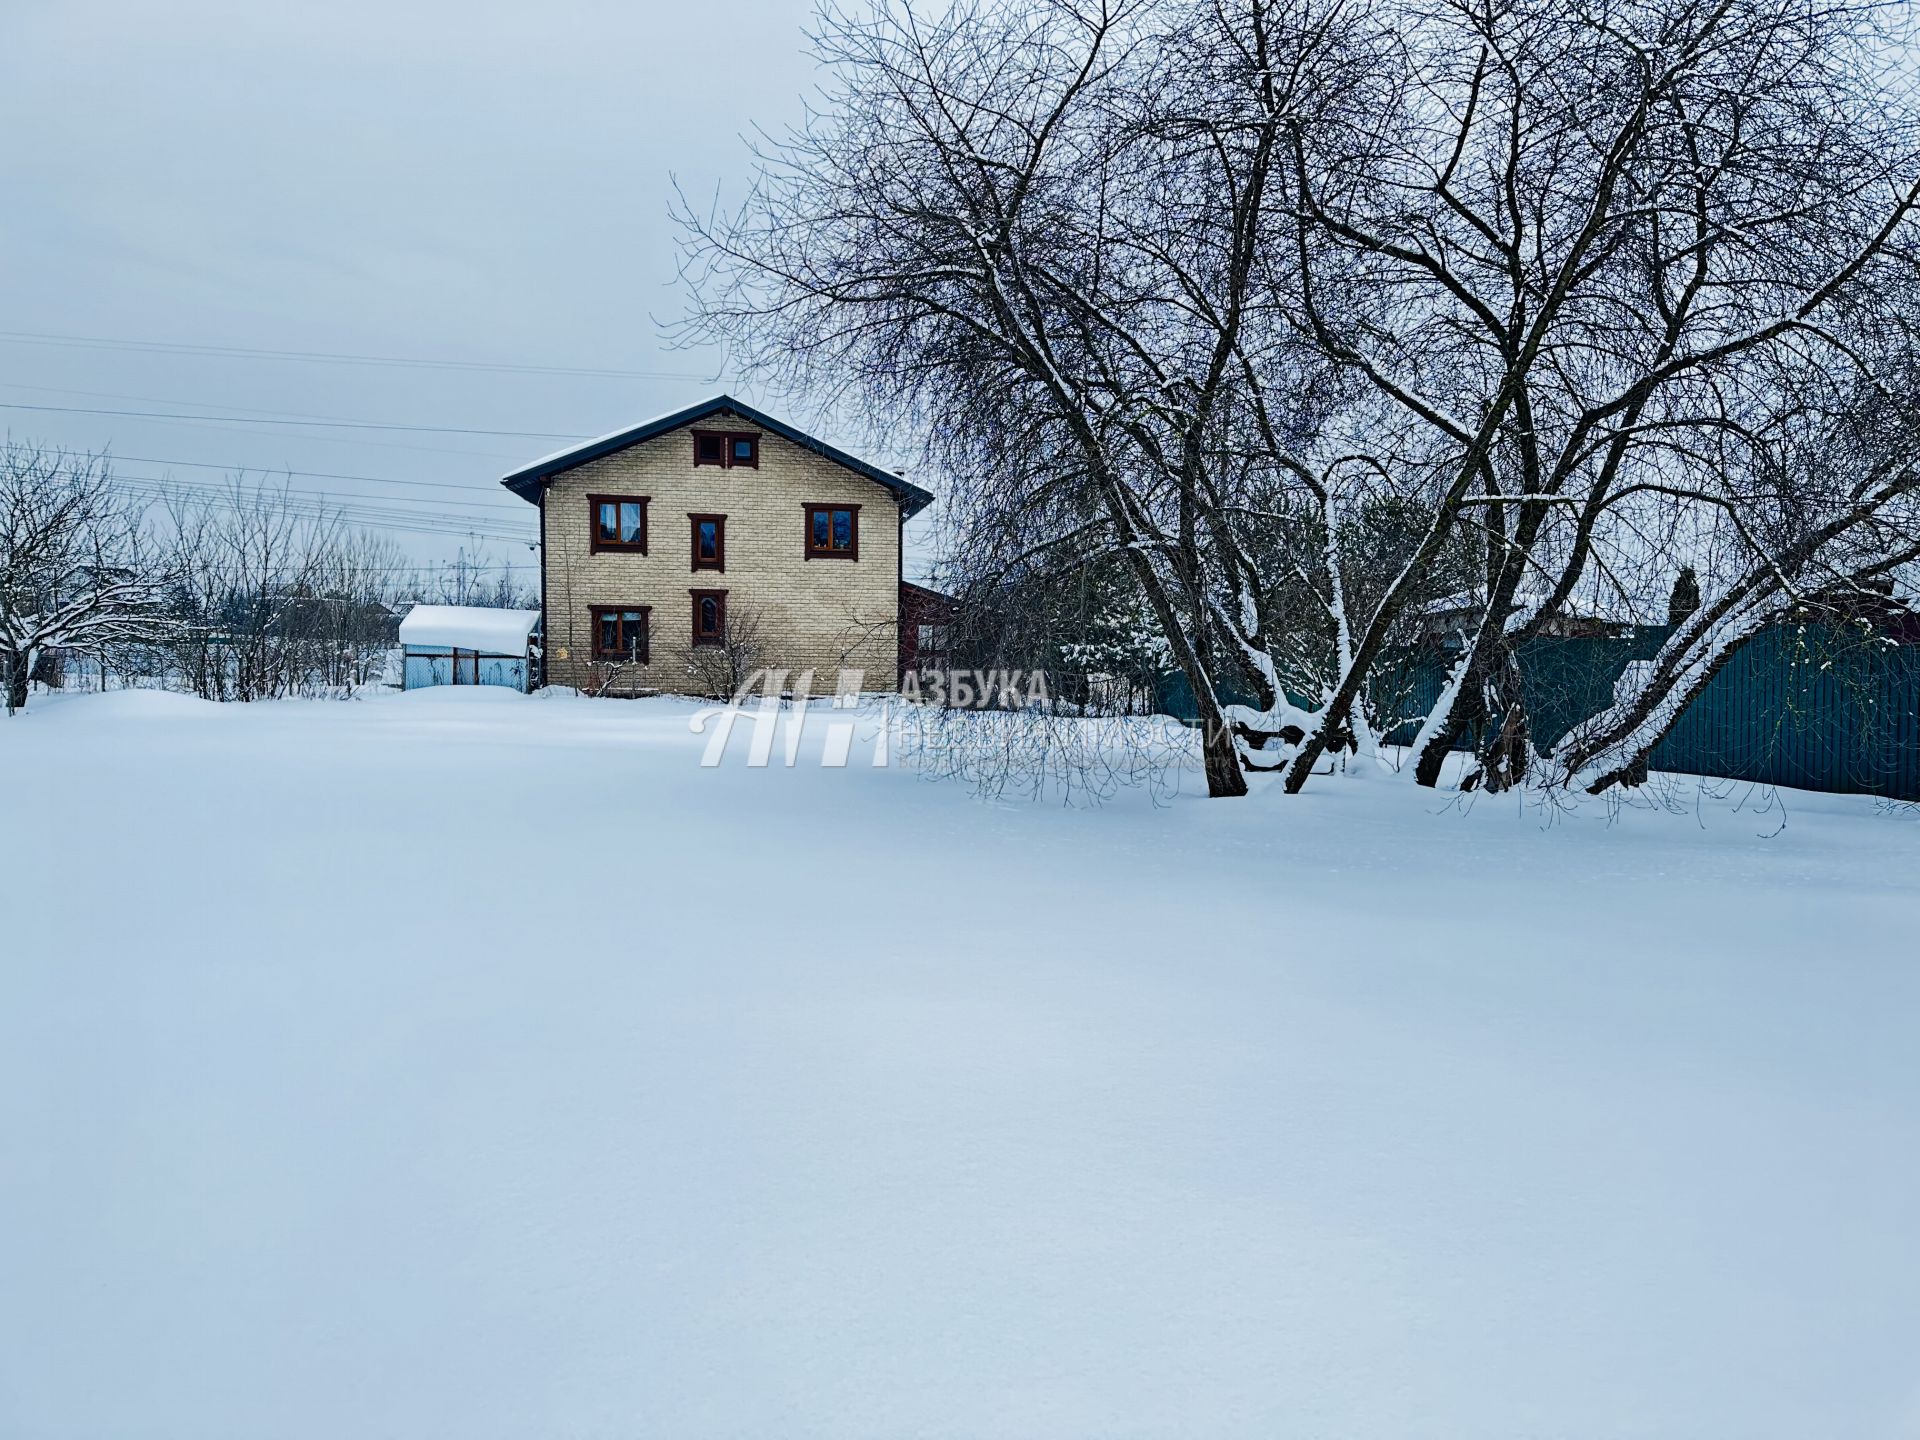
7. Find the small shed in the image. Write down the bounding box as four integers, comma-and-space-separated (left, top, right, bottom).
399, 605, 540, 692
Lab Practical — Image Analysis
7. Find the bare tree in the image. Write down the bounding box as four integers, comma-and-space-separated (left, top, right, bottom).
675, 0, 1354, 795
0, 444, 168, 715
1549, 389, 1920, 790
1267, 0, 1920, 795
679, 0, 1920, 798
161, 479, 410, 701
312, 527, 410, 693
678, 599, 770, 699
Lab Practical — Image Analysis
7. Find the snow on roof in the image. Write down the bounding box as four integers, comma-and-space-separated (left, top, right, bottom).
498, 394, 936, 517
512, 414, 669, 476
1421, 587, 1545, 616
398, 605, 539, 653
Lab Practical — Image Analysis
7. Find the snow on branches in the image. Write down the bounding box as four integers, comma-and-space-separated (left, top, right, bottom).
678, 0, 1920, 797
0, 444, 169, 714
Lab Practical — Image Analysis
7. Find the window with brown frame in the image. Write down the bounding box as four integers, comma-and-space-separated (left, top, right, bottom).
689, 513, 726, 572
690, 589, 727, 647
803, 503, 859, 560
692, 430, 759, 468
588, 495, 648, 553
590, 605, 650, 663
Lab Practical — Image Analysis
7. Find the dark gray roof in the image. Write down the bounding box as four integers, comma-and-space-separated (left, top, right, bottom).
499, 394, 935, 517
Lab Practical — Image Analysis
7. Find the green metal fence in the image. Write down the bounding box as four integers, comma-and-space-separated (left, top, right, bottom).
1156, 623, 1920, 799
1648, 626, 1920, 798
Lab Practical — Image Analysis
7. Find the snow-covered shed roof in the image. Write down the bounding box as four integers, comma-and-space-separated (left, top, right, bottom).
498, 394, 936, 518
398, 605, 540, 654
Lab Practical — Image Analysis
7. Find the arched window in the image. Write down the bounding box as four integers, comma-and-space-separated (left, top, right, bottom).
691, 589, 727, 646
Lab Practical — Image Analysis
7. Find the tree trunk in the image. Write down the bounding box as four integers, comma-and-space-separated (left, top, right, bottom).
1552, 595, 1778, 792
1412, 701, 1469, 786
1199, 711, 1249, 797
5, 656, 28, 715
1473, 649, 1533, 792
1091, 481, 1247, 798
1477, 707, 1532, 792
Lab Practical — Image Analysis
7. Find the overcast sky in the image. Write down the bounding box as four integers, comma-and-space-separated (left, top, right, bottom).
0, 0, 930, 577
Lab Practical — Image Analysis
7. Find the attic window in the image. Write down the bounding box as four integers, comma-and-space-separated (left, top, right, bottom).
693, 429, 759, 468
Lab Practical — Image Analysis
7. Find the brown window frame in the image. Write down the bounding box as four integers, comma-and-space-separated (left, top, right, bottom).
589, 605, 651, 663
688, 512, 726, 573
692, 429, 760, 469
690, 588, 728, 647
802, 503, 861, 561
588, 494, 649, 554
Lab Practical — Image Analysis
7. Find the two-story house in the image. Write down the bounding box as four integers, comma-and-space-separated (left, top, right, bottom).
501, 396, 936, 694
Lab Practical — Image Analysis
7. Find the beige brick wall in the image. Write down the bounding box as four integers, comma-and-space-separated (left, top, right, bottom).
537, 416, 903, 694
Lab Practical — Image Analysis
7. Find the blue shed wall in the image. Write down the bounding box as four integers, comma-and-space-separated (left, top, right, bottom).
402, 647, 529, 693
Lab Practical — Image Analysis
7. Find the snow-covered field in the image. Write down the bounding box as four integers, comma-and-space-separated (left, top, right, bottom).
3, 688, 1918, 1439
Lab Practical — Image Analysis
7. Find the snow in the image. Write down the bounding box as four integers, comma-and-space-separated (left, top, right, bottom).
3, 689, 1919, 1439
397, 603, 538, 653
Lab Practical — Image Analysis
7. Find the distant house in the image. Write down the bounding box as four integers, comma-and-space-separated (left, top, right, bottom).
500, 395, 941, 694
399, 605, 540, 692
263, 586, 402, 644
1792, 577, 1920, 644
899, 580, 958, 678
1417, 589, 1635, 648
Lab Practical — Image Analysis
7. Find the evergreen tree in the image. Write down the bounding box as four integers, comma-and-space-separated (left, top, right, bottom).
1667, 567, 1702, 628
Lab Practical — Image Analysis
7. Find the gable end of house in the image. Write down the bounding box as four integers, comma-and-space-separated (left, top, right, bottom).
499, 394, 934, 518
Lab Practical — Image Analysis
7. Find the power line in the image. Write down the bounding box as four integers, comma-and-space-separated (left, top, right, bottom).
0, 378, 544, 431
137, 510, 527, 544
111, 470, 528, 518
0, 328, 711, 381
131, 512, 528, 547
124, 499, 530, 545
0, 400, 585, 440
162, 565, 540, 580
103, 451, 531, 504
113, 474, 535, 543
36, 442, 541, 546
2, 404, 533, 463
